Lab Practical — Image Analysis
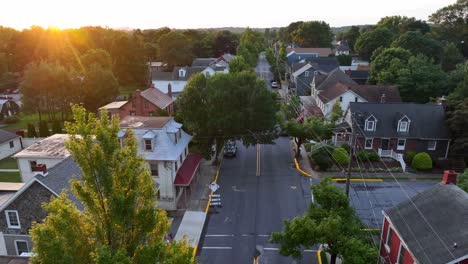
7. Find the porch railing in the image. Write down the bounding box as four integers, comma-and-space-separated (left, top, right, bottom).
378, 148, 406, 172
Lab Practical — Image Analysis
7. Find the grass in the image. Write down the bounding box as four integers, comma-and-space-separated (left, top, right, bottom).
0, 158, 18, 169
0, 171, 21, 182
1, 113, 41, 130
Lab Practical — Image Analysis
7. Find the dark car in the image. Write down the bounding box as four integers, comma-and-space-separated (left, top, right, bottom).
223, 140, 237, 157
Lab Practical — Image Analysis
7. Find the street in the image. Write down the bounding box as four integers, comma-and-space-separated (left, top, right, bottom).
256, 54, 273, 89
198, 138, 317, 263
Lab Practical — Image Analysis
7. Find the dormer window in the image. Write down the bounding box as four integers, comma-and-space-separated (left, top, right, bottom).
398, 116, 410, 132
144, 139, 152, 151
142, 131, 155, 151
365, 115, 377, 131
179, 69, 186, 77
304, 71, 309, 77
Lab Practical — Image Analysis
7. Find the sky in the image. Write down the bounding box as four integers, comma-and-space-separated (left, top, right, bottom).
0, 0, 455, 30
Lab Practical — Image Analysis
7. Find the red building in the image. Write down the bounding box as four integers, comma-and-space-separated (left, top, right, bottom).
379, 171, 468, 264
99, 85, 174, 119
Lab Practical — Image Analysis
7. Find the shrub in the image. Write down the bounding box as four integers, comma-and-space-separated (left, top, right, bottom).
341, 143, 351, 153
38, 120, 50, 137
310, 146, 334, 171
368, 152, 380, 162
27, 123, 37, 138
303, 142, 313, 152
52, 120, 62, 134
356, 150, 369, 161
332, 147, 349, 165
411, 152, 433, 170
404, 151, 416, 164
3, 115, 19, 124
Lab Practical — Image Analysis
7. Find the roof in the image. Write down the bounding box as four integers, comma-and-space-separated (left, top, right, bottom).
0, 191, 16, 208
318, 82, 351, 103
98, 101, 128, 110
299, 96, 323, 117
151, 71, 173, 81
286, 48, 332, 57
0, 129, 19, 145
349, 70, 369, 80
316, 68, 357, 91
304, 57, 339, 67
292, 62, 308, 73
13, 134, 70, 159
192, 58, 216, 67
349, 102, 450, 139
0, 183, 24, 191
140, 88, 174, 109
385, 183, 468, 264
149, 61, 166, 67
120, 116, 172, 129
174, 153, 203, 186
0, 256, 29, 264
318, 83, 401, 104
335, 41, 350, 52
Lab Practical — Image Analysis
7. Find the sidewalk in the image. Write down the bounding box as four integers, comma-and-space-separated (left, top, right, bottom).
295, 145, 319, 179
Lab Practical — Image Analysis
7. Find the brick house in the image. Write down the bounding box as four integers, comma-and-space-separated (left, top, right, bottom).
379, 171, 468, 264
99, 86, 174, 119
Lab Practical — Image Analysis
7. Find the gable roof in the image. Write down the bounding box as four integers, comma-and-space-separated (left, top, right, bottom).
140, 88, 174, 109
152, 66, 206, 82
349, 85, 401, 103
349, 102, 450, 139
385, 183, 468, 264
192, 58, 217, 67
349, 70, 369, 80
286, 48, 332, 57
292, 62, 308, 73
98, 101, 128, 110
0, 129, 19, 145
316, 68, 357, 91
318, 82, 355, 103
151, 71, 173, 81
13, 134, 70, 159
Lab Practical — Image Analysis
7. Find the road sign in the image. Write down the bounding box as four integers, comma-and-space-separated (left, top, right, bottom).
209, 182, 220, 192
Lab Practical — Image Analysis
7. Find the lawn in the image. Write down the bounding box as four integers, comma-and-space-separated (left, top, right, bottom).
0, 171, 21, 182
1, 113, 41, 130
0, 158, 18, 169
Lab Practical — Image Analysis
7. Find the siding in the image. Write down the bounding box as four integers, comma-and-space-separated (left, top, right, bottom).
17, 158, 64, 183
0, 138, 22, 160
355, 137, 449, 158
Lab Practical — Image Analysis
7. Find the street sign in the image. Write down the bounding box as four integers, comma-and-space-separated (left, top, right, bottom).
209, 182, 220, 192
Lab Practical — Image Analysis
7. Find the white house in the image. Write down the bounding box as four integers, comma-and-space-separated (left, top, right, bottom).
0, 130, 22, 160
119, 116, 201, 210
12, 134, 70, 183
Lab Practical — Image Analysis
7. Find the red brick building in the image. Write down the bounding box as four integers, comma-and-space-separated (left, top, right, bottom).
379, 171, 468, 264
99, 86, 174, 119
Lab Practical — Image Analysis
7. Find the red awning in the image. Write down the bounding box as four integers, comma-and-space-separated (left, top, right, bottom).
174, 153, 203, 186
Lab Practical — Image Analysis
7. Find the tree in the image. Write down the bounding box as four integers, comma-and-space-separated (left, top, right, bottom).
447, 62, 468, 98
446, 98, 468, 156
329, 101, 343, 123
441, 43, 464, 72
336, 26, 361, 52
214, 30, 239, 56
27, 123, 37, 138
80, 48, 112, 70
176, 71, 278, 161
271, 177, 377, 264
292, 21, 333, 48
38, 120, 50, 137
458, 169, 468, 193
30, 105, 193, 263
237, 28, 265, 67
354, 27, 394, 60
158, 31, 194, 68
336, 54, 352, 66
52, 120, 62, 134
369, 47, 412, 84
376, 16, 430, 35
228, 56, 252, 74
390, 31, 443, 62
82, 64, 119, 112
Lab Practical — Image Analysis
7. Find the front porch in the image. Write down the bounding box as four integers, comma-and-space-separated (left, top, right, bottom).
173, 153, 203, 210
377, 148, 406, 172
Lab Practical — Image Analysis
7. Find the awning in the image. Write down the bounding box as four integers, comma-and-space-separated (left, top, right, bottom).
174, 153, 203, 186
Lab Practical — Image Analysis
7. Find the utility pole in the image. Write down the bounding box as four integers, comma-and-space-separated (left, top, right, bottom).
345, 120, 355, 197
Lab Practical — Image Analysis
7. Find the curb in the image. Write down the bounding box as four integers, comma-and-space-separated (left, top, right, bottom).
293, 158, 313, 178
317, 244, 323, 264
332, 178, 384, 183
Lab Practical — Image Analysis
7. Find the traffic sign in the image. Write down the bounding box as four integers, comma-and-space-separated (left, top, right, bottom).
209, 182, 220, 192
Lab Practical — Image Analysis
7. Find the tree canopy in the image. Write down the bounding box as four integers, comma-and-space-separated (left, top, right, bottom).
354, 27, 394, 60
30, 105, 193, 263
390, 31, 443, 62
158, 31, 194, 67
292, 21, 333, 47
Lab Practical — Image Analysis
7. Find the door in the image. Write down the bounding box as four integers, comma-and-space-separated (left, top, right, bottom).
381, 139, 389, 150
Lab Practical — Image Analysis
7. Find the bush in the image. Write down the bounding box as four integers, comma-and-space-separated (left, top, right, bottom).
404, 151, 416, 164
411, 152, 433, 170
311, 146, 334, 171
332, 147, 349, 165
341, 143, 351, 154
38, 120, 50, 137
3, 115, 19, 124
52, 120, 62, 134
27, 123, 37, 138
368, 152, 380, 162
356, 150, 369, 161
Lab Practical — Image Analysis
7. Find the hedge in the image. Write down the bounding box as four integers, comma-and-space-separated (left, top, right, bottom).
411, 152, 433, 170
332, 147, 349, 165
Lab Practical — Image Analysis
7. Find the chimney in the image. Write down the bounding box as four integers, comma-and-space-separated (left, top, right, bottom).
136, 89, 141, 97
442, 170, 457, 185
150, 83, 155, 89
34, 164, 48, 176
437, 96, 447, 110
167, 83, 172, 98
380, 93, 386, 103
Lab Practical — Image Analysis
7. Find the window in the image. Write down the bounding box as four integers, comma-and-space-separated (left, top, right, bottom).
185, 147, 188, 156
365, 138, 373, 149
366, 121, 375, 131
179, 154, 183, 163
29, 161, 37, 171
354, 97, 358, 102
385, 227, 393, 251
399, 121, 408, 132
144, 139, 152, 151
130, 111, 136, 116
339, 96, 343, 102
5, 210, 20, 229
428, 140, 437, 150
144, 101, 149, 108
397, 244, 406, 264
397, 139, 406, 150
9, 141, 14, 148
175, 162, 178, 172
15, 240, 29, 255
304, 71, 309, 77
150, 163, 158, 177
314, 71, 318, 76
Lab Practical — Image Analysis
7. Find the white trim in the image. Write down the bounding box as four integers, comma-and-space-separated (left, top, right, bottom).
427, 140, 437, 151
398, 121, 408, 132
445, 139, 451, 159
365, 121, 375, 131
385, 226, 392, 252
292, 64, 312, 78
446, 254, 468, 264
365, 138, 373, 149
14, 240, 29, 256
396, 243, 405, 264
5, 210, 20, 229
397, 139, 406, 151
0, 232, 6, 255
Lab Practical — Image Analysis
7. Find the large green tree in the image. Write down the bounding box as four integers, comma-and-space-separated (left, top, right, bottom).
81, 64, 119, 112
271, 177, 377, 264
237, 28, 265, 66
292, 21, 333, 48
441, 43, 465, 72
390, 31, 443, 61
30, 106, 193, 263
376, 16, 430, 35
458, 169, 468, 193
355, 27, 394, 60
176, 70, 278, 160
158, 31, 194, 68
336, 26, 361, 52
369, 47, 412, 84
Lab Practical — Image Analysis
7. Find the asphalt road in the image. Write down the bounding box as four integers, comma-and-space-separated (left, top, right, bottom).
198, 138, 317, 264
256, 54, 273, 89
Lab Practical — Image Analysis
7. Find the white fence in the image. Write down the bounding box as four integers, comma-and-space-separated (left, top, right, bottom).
378, 148, 406, 172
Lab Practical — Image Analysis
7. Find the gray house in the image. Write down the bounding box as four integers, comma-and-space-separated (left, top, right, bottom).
291, 58, 340, 96
0, 157, 81, 256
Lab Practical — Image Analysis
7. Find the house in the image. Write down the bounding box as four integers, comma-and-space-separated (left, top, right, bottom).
346, 70, 369, 85
99, 86, 175, 119
286, 48, 333, 65
334, 40, 350, 56
311, 68, 357, 98
0, 100, 19, 120
290, 58, 339, 96
12, 134, 70, 183
119, 116, 202, 210
0, 157, 81, 257
315, 82, 401, 117
0, 130, 22, 160
379, 172, 468, 264
342, 102, 451, 160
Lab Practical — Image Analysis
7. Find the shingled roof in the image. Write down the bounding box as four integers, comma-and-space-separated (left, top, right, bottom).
385, 183, 468, 264
318, 82, 401, 104
316, 68, 357, 91
141, 87, 174, 109
0, 129, 19, 145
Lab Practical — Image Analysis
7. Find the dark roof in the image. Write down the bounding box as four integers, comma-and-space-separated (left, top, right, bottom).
0, 129, 19, 145
292, 62, 308, 73
335, 41, 350, 52
0, 256, 29, 264
349, 70, 369, 80
192, 58, 216, 67
172, 66, 206, 81
349, 85, 401, 103
386, 183, 468, 264
349, 102, 450, 139
304, 57, 339, 67
34, 156, 83, 209
316, 68, 357, 91
120, 116, 172, 129
151, 71, 173, 81
318, 82, 349, 103
140, 88, 174, 109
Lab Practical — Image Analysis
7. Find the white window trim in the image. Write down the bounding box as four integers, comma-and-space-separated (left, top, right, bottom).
144, 139, 153, 151
366, 120, 375, 131
14, 240, 29, 256
397, 139, 406, 151
365, 138, 373, 150
304, 71, 309, 77
396, 244, 405, 264
5, 210, 20, 229
428, 140, 437, 151
398, 121, 408, 132
385, 227, 392, 252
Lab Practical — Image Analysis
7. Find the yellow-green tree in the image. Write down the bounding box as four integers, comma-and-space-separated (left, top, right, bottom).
30, 105, 193, 264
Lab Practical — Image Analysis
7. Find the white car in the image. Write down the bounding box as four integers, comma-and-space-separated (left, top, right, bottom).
271, 82, 280, 88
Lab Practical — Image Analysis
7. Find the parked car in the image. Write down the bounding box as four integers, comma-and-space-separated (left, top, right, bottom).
224, 140, 237, 157
271, 82, 280, 89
